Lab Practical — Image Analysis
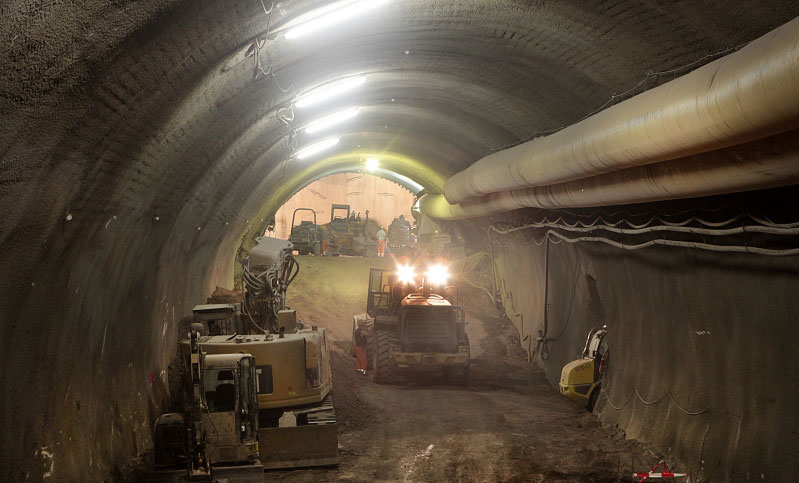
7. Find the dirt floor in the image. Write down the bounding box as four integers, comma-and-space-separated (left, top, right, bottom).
269, 255, 660, 482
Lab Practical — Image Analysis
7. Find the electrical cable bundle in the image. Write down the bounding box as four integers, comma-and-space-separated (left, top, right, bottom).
488, 207, 799, 256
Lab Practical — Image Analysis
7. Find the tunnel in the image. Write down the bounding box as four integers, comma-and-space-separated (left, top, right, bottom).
2, 1, 799, 481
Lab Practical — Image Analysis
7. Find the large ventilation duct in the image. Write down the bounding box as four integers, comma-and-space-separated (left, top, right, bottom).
425, 17, 799, 219
420, 131, 799, 219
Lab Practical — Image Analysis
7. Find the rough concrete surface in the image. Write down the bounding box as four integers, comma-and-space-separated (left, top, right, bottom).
2, 0, 799, 481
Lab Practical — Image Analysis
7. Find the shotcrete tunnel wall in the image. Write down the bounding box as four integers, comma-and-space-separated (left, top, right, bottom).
3, 1, 799, 481
488, 208, 799, 482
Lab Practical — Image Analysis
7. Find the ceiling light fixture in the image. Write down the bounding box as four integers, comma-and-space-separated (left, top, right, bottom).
366, 158, 379, 171
284, 0, 389, 40
304, 107, 360, 134
295, 76, 366, 109
296, 137, 340, 160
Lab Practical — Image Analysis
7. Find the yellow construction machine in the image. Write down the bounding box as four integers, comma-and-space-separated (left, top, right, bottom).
150, 330, 263, 482
154, 237, 338, 478
353, 261, 470, 385
180, 316, 336, 470
324, 204, 378, 257
559, 325, 608, 411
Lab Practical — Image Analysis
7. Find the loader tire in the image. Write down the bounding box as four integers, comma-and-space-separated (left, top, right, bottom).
372, 331, 399, 384
365, 333, 375, 370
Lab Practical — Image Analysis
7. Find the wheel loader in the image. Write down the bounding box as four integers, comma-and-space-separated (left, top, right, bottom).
559, 325, 608, 411
353, 263, 470, 385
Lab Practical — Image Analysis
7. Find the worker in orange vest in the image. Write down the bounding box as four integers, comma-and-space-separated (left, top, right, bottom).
376, 226, 387, 257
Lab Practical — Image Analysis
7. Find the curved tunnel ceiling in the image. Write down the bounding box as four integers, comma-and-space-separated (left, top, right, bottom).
4, 2, 799, 479
4, 0, 798, 247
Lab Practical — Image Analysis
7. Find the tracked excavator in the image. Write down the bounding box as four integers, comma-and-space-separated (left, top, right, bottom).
152, 237, 337, 480
353, 261, 470, 385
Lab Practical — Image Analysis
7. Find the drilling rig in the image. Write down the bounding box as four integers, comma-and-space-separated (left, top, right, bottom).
152, 237, 338, 480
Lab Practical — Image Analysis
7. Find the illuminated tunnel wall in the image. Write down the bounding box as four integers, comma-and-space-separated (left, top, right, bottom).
2, 0, 798, 480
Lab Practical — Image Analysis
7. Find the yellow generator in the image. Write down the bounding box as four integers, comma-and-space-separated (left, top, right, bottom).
559, 326, 608, 411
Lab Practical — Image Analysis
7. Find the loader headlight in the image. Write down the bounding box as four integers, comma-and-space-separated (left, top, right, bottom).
425, 264, 449, 286
396, 264, 416, 285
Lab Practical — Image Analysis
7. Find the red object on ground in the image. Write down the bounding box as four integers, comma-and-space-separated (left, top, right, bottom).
633, 460, 688, 481
355, 345, 368, 371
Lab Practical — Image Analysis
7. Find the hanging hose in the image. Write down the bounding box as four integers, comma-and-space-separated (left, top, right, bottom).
240, 244, 298, 332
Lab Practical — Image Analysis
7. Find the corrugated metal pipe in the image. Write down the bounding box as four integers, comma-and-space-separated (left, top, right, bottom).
421, 17, 799, 220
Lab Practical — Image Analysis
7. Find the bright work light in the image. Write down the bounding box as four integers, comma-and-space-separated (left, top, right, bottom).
425, 264, 449, 286
366, 158, 379, 171
284, 0, 389, 40
304, 107, 360, 134
295, 76, 366, 109
396, 264, 416, 285
296, 137, 340, 160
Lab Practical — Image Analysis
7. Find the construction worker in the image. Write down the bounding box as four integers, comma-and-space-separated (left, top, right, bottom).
376, 226, 387, 257
354, 319, 368, 375
320, 225, 329, 255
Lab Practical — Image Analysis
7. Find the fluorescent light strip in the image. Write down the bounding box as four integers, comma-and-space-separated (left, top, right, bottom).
295, 76, 366, 109
304, 107, 360, 134
284, 0, 389, 40
296, 137, 340, 160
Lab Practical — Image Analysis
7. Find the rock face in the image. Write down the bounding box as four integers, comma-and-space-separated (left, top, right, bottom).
1, 0, 798, 481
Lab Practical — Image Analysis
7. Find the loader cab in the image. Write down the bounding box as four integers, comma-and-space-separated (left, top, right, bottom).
366, 267, 411, 317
